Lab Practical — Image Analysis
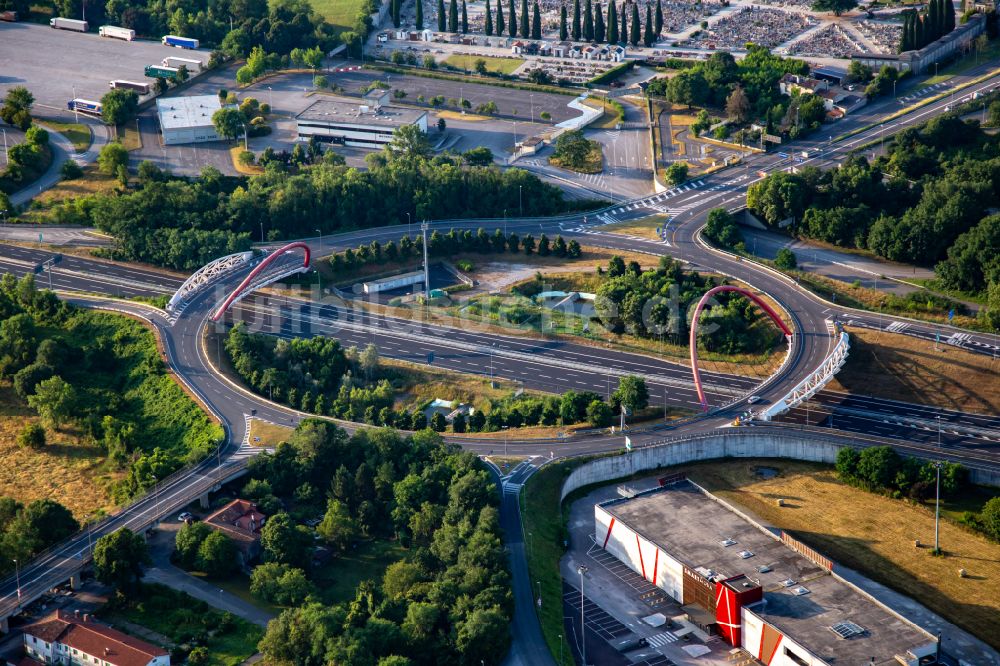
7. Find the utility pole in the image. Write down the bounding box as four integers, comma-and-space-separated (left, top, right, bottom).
934, 461, 942, 554
13, 559, 20, 608
421, 221, 430, 300
578, 565, 588, 665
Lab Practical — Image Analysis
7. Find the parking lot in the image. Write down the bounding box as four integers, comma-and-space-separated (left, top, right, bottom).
0, 22, 213, 113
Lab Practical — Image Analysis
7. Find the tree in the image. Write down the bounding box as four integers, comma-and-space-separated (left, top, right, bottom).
261, 512, 313, 567
643, 4, 653, 46
595, 2, 605, 42
584, 0, 593, 40
438, 0, 446, 31
175, 521, 213, 569
416, 0, 424, 28
607, 0, 618, 43
811, 0, 856, 14
0, 86, 34, 131
775, 248, 798, 269
213, 107, 245, 143
317, 499, 358, 552
704, 207, 743, 249
94, 528, 150, 595
559, 4, 568, 39
531, 0, 541, 39
485, 0, 493, 34
553, 129, 592, 168
509, 0, 517, 36
725, 85, 751, 123
665, 162, 688, 186
572, 0, 581, 39
620, 0, 628, 46
392, 0, 401, 27
520, 0, 529, 38
388, 124, 431, 159
456, 607, 510, 664
629, 2, 640, 46
431, 411, 447, 431
16, 423, 45, 449
496, 0, 504, 35
101, 88, 139, 126
197, 531, 238, 577
613, 375, 649, 412
97, 142, 129, 177
464, 146, 494, 166
461, 0, 469, 32
857, 446, 900, 489
982, 497, 1000, 540
27, 376, 75, 429
586, 400, 613, 428
835, 447, 860, 479
654, 0, 663, 35
360, 342, 379, 380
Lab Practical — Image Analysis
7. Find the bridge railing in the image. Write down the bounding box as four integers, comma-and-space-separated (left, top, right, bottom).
757, 327, 850, 421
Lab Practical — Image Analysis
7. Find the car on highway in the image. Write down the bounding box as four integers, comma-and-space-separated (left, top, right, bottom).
747, 395, 761, 404
177, 511, 194, 521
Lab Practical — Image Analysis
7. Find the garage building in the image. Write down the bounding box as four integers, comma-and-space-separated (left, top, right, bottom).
595, 480, 939, 666
156, 94, 226, 145
295, 97, 428, 147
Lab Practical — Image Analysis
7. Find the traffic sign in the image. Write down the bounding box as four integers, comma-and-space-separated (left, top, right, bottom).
427, 351, 435, 364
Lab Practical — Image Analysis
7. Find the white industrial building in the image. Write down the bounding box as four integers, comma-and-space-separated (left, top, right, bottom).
295, 97, 427, 148
595, 479, 939, 666
156, 95, 225, 145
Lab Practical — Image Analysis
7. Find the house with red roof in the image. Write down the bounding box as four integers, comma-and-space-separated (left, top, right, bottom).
17, 610, 169, 666
204, 498, 267, 566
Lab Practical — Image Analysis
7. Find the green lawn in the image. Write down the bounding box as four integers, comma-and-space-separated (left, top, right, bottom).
921, 39, 1000, 86
443, 54, 526, 75
38, 118, 92, 153
313, 539, 408, 604
107, 584, 263, 666
305, 0, 367, 30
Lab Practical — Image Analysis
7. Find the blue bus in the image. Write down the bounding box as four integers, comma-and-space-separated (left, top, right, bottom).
67, 99, 103, 115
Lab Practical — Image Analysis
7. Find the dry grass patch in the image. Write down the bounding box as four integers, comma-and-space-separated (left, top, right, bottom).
600, 214, 668, 240
436, 110, 492, 122
581, 98, 623, 130
229, 147, 264, 175
247, 418, 293, 448
828, 327, 1000, 415
687, 459, 1000, 650
0, 382, 117, 520
442, 54, 525, 75
20, 165, 119, 223
381, 357, 529, 413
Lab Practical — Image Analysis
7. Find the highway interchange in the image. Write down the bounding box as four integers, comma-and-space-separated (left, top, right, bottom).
0, 63, 1000, 663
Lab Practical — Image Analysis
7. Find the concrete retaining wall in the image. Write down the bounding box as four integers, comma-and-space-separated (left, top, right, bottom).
560, 430, 1000, 502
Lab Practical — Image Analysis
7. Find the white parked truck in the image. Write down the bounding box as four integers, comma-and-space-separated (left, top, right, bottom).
99, 25, 135, 40
161, 56, 202, 71
50, 17, 88, 31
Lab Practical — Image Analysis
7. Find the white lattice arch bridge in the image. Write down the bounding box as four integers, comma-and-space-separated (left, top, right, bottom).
166, 251, 256, 312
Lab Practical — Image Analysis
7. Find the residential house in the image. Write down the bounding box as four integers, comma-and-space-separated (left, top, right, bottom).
19, 610, 169, 666
778, 73, 829, 96
204, 499, 267, 567
511, 40, 525, 54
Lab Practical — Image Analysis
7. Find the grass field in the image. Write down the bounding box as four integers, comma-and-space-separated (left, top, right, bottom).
247, 418, 293, 448
20, 165, 120, 224
307, 0, 366, 30
108, 583, 263, 666
443, 54, 525, 75
38, 118, 92, 153
229, 146, 264, 175
0, 381, 117, 520
829, 327, 1000, 414
581, 98, 624, 130
313, 539, 408, 605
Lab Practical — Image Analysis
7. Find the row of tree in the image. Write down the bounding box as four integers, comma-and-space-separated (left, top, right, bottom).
835, 446, 966, 501
87, 126, 574, 270
242, 423, 512, 665
329, 228, 581, 275
899, 0, 956, 53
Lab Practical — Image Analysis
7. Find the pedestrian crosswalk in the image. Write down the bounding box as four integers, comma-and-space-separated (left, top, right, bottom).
502, 481, 523, 495
946, 332, 972, 346
646, 631, 679, 647
886, 321, 909, 333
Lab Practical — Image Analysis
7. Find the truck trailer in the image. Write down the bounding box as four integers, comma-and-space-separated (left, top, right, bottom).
67, 99, 103, 115
99, 25, 135, 40
161, 34, 198, 49
109, 80, 151, 94
50, 17, 88, 31
0, 10, 18, 21
144, 64, 180, 79
161, 56, 202, 70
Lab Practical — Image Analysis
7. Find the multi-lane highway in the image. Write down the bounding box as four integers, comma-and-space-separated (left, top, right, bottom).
0, 64, 999, 663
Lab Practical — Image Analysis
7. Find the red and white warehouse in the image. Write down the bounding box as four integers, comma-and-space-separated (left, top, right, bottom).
595, 480, 940, 666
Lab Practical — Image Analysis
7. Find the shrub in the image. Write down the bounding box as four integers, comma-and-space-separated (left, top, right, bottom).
17, 423, 45, 449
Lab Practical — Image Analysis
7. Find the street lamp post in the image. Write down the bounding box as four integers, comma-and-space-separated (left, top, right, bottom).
503, 424, 509, 457
13, 559, 20, 607
937, 415, 942, 448
315, 229, 323, 294
405, 211, 411, 238
578, 565, 589, 666
519, 185, 523, 216
260, 221, 265, 243
934, 461, 942, 554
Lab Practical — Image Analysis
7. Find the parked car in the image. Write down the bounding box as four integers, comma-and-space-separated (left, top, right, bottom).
177, 512, 194, 522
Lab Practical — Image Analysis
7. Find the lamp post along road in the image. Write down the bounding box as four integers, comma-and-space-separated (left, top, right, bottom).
577, 565, 588, 665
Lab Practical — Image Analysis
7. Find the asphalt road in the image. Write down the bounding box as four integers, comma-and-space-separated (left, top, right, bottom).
0, 63, 999, 665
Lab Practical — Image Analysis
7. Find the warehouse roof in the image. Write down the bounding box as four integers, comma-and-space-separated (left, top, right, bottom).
296, 98, 426, 128
156, 94, 224, 130
601, 482, 936, 665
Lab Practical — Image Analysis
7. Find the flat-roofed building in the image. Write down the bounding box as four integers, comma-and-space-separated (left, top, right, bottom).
595, 480, 939, 666
156, 94, 227, 145
295, 98, 428, 148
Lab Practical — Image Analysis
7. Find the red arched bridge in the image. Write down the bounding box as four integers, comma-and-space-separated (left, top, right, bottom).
689, 285, 793, 412
210, 242, 311, 322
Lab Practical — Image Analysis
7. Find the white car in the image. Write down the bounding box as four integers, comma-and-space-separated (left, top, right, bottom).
747, 396, 761, 404
177, 512, 194, 522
